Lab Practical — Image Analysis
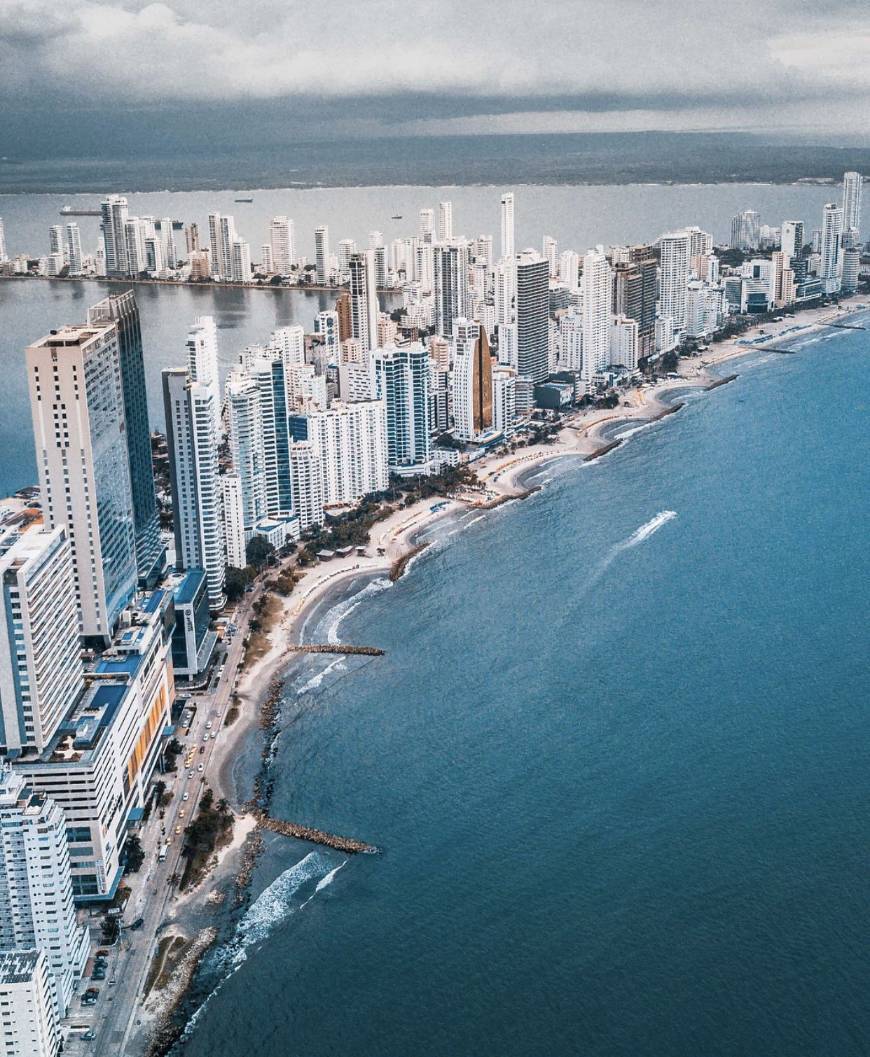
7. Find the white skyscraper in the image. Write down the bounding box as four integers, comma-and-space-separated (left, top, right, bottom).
542, 235, 557, 276
820, 203, 844, 294
0, 949, 61, 1057
418, 208, 435, 241
48, 225, 64, 262
315, 311, 340, 359
515, 251, 549, 384
65, 223, 83, 274
558, 308, 583, 372
315, 225, 330, 284
0, 524, 83, 755
375, 344, 431, 471
226, 372, 267, 533
610, 315, 640, 371
26, 323, 138, 641
160, 217, 176, 268
559, 250, 580, 291
492, 366, 517, 434
220, 472, 247, 569
231, 238, 251, 282
0, 765, 89, 1017
288, 442, 324, 532
270, 216, 295, 273
658, 231, 692, 334
842, 171, 863, 235
163, 368, 226, 610
500, 192, 515, 260
291, 401, 388, 503
438, 201, 454, 242
580, 248, 612, 382
433, 240, 469, 338
0, 217, 7, 261
781, 221, 805, 262
186, 316, 221, 431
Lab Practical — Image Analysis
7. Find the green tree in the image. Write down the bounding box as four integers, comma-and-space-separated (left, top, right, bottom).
123, 835, 145, 874
246, 537, 275, 570
224, 566, 250, 601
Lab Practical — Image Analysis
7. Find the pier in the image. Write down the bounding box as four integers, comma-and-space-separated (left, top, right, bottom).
258, 814, 378, 854
288, 643, 385, 656
820, 321, 867, 331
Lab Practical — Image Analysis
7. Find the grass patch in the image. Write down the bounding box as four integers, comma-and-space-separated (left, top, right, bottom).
224, 705, 239, 727
179, 788, 234, 891
242, 594, 281, 668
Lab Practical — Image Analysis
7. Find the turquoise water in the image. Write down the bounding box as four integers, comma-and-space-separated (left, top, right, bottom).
182, 328, 869, 1056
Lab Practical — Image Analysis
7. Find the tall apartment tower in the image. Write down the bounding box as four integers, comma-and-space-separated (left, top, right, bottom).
0, 765, 89, 1017
0, 525, 83, 756
433, 241, 469, 338
0, 217, 7, 261
438, 201, 454, 242
0, 949, 61, 1057
87, 292, 164, 586
270, 216, 295, 273
842, 171, 863, 235
452, 319, 493, 441
26, 321, 137, 642
581, 248, 612, 383
375, 345, 431, 471
162, 369, 226, 611
315, 225, 330, 284
99, 194, 130, 276
820, 203, 844, 294
349, 251, 379, 352
186, 316, 221, 431
515, 251, 550, 384
658, 231, 692, 334
729, 210, 761, 251
781, 220, 805, 262
500, 192, 515, 260
65, 223, 83, 274
614, 252, 657, 361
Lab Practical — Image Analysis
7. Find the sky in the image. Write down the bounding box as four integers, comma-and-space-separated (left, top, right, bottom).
1, 0, 869, 143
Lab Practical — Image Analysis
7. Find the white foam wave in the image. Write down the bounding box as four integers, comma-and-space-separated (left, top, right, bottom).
299, 859, 348, 909
621, 510, 677, 548
296, 657, 346, 695
318, 578, 391, 645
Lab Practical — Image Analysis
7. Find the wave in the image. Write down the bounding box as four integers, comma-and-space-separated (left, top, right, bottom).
317, 578, 391, 646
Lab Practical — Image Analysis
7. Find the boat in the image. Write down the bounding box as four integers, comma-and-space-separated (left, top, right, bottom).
391, 214, 402, 219
234, 196, 254, 203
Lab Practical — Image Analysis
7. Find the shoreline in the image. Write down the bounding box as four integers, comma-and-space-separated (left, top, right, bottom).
127, 291, 868, 1054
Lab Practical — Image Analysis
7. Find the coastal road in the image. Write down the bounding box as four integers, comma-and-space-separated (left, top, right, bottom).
83, 587, 264, 1057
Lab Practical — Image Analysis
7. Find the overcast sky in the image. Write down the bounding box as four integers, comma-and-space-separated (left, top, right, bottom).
2, 0, 869, 139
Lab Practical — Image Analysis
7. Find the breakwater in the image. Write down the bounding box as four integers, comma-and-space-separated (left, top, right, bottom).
705, 374, 738, 390
287, 643, 385, 656
390, 542, 430, 582
258, 814, 378, 855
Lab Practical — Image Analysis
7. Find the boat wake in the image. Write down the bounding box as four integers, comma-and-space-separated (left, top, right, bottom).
621, 510, 677, 549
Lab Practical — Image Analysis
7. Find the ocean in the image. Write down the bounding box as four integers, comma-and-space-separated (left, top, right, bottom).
178, 325, 870, 1057
0, 180, 865, 496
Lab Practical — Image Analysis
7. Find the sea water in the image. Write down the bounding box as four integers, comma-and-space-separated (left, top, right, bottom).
181, 326, 869, 1057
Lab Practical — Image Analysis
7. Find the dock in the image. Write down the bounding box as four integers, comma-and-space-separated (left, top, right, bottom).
288, 643, 385, 656
258, 813, 378, 854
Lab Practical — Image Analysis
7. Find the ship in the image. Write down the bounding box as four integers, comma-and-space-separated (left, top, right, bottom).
234, 196, 254, 203
60, 206, 101, 217
391, 214, 403, 219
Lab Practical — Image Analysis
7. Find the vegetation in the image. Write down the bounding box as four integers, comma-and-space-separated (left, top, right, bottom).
296, 498, 392, 564
123, 835, 145, 874
224, 565, 252, 601
245, 536, 275, 570
179, 787, 234, 891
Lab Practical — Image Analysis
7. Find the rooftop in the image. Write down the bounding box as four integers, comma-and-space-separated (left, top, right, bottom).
0, 949, 41, 984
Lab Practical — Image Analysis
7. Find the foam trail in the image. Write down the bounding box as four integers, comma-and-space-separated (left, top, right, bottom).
621, 510, 677, 548
300, 859, 348, 908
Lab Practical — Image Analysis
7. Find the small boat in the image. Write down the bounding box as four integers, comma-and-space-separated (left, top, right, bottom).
234, 196, 254, 203
391, 214, 402, 219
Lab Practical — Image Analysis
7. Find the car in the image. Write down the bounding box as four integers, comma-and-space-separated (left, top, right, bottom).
175, 825, 182, 835
92, 970, 106, 980
129, 917, 144, 930
206, 720, 213, 730
82, 1030, 96, 1041
199, 746, 204, 755
188, 770, 194, 778
197, 763, 204, 772
203, 735, 209, 743
182, 792, 189, 802
179, 809, 185, 818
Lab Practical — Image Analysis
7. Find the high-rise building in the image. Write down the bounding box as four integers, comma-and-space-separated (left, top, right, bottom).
288, 442, 324, 532
0, 217, 7, 261
26, 322, 137, 641
0, 949, 61, 1057
185, 223, 200, 254
100, 194, 129, 276
515, 251, 550, 384
315, 225, 330, 284
418, 209, 435, 241
226, 373, 267, 533
542, 235, 557, 276
500, 192, 515, 260
349, 251, 379, 351
186, 316, 221, 431
658, 231, 691, 334
270, 216, 295, 273
842, 171, 863, 235
610, 315, 639, 371
335, 291, 352, 342
159, 217, 176, 269
207, 212, 237, 280
452, 319, 493, 441
220, 473, 246, 570
730, 210, 761, 251
433, 241, 469, 338
162, 369, 225, 610
491, 366, 517, 434
0, 765, 89, 1016
290, 401, 388, 503
820, 203, 844, 294
230, 238, 251, 282
580, 249, 612, 382
0, 521, 82, 756
613, 253, 657, 361
438, 201, 454, 242
87, 292, 164, 586
315, 311, 340, 360
64, 223, 82, 274
375, 345, 431, 471
781, 220, 805, 262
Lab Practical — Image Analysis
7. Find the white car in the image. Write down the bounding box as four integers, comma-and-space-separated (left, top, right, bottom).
206, 721, 213, 730
182, 792, 189, 802
187, 770, 194, 779
197, 763, 204, 773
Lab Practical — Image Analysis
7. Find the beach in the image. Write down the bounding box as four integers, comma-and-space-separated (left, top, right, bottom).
126, 291, 867, 1054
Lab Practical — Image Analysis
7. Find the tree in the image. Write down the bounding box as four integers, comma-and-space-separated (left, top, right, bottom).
224, 566, 250, 602
246, 537, 274, 570
124, 835, 145, 874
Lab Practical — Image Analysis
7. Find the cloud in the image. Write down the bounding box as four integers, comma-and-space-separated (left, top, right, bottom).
1, 0, 868, 134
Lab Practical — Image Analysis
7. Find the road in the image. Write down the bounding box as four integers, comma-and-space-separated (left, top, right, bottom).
64, 585, 263, 1057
